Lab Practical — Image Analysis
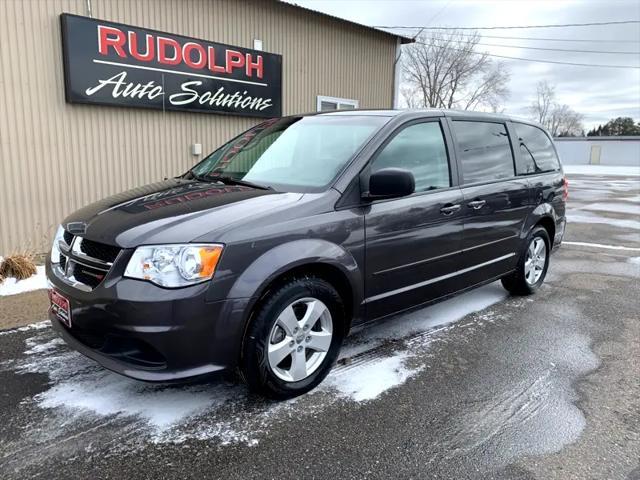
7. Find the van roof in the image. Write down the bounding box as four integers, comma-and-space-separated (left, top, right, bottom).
316, 108, 544, 129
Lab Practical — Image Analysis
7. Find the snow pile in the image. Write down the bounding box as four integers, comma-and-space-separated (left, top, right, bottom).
325, 352, 422, 402
0, 265, 48, 296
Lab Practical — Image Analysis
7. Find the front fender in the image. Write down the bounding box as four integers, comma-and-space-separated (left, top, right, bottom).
228, 238, 363, 318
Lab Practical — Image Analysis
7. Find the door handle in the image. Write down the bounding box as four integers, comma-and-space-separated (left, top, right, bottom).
440, 204, 461, 215
467, 199, 486, 210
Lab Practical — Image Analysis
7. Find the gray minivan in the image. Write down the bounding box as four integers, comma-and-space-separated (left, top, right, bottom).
47, 109, 567, 398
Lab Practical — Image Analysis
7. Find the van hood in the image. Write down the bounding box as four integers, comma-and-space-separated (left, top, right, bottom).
62, 178, 303, 248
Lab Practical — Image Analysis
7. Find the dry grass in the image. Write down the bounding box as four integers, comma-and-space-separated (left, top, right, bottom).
0, 254, 37, 281
0, 224, 49, 285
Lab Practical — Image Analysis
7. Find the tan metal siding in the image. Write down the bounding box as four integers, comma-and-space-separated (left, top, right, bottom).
0, 0, 397, 253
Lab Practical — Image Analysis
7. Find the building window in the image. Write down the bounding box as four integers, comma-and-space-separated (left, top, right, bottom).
317, 95, 358, 112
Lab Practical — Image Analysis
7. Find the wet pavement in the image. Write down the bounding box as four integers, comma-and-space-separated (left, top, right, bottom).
0, 171, 639, 479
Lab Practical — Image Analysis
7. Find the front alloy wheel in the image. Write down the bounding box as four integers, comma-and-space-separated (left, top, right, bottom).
267, 298, 333, 382
241, 277, 345, 399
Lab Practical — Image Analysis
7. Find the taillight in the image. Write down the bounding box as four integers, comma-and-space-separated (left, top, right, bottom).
562, 176, 569, 201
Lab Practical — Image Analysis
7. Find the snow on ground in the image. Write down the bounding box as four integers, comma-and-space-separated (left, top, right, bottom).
629, 257, 640, 265
563, 242, 640, 252
568, 178, 639, 194
11, 333, 255, 443
584, 202, 640, 215
0, 320, 50, 336
566, 211, 640, 230
0, 265, 48, 296
3, 283, 507, 448
325, 351, 421, 402
342, 283, 508, 359
563, 165, 640, 176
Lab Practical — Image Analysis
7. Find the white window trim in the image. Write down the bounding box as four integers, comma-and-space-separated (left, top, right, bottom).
392, 37, 401, 108
316, 95, 359, 111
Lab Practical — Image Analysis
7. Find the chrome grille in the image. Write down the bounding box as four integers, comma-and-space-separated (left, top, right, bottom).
55, 234, 121, 291
71, 262, 109, 289
63, 230, 74, 246
79, 238, 120, 264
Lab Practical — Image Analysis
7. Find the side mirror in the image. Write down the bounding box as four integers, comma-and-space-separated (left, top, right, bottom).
364, 168, 415, 199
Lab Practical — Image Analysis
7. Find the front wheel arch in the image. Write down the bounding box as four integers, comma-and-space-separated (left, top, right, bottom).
246, 262, 355, 338
240, 275, 346, 399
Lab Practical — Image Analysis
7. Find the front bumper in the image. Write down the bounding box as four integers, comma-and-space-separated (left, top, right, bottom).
46, 261, 251, 382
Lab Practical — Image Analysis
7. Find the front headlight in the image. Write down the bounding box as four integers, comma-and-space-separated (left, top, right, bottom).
51, 225, 65, 264
124, 244, 223, 287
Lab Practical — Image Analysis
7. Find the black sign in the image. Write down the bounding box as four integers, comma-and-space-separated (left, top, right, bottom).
60, 14, 282, 118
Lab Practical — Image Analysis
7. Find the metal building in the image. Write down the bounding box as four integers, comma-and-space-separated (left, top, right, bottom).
554, 136, 640, 167
0, 0, 410, 253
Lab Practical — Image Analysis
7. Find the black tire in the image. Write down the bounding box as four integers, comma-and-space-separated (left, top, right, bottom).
240, 276, 345, 399
501, 226, 551, 295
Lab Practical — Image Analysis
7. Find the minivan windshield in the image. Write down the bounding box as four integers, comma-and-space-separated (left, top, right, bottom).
187, 115, 388, 192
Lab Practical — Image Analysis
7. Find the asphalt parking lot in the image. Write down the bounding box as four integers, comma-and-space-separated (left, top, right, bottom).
1, 170, 639, 480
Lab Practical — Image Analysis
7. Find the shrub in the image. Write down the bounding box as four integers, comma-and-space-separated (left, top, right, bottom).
0, 254, 37, 281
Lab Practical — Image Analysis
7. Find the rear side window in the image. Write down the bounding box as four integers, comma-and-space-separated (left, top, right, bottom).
514, 123, 561, 174
372, 122, 450, 192
452, 121, 515, 184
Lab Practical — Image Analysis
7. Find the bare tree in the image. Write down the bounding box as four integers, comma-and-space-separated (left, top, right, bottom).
529, 81, 555, 125
401, 31, 510, 111
529, 81, 584, 136
549, 105, 584, 137
400, 85, 421, 109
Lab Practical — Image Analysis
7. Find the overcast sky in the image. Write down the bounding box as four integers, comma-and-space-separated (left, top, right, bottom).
285, 0, 640, 130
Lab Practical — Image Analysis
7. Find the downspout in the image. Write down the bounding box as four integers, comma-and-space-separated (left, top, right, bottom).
86, 0, 93, 18
392, 37, 402, 109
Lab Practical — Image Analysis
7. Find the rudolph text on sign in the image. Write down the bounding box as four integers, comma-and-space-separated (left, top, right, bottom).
60, 13, 283, 118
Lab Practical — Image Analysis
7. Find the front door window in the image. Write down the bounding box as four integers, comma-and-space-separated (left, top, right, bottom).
372, 121, 451, 192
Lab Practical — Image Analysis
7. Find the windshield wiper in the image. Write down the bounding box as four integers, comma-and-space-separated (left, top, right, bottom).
186, 170, 272, 190
212, 175, 273, 190
185, 170, 213, 183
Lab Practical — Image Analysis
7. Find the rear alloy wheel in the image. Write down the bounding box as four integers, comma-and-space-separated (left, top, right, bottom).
524, 237, 547, 286
501, 226, 551, 295
241, 277, 345, 399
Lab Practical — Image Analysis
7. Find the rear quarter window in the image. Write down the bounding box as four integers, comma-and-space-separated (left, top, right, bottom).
452, 121, 515, 184
514, 123, 561, 175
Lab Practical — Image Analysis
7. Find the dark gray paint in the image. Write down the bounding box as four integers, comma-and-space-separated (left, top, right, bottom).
46, 109, 567, 381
